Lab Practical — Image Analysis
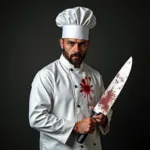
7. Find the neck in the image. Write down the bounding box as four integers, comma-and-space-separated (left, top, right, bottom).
74, 64, 80, 68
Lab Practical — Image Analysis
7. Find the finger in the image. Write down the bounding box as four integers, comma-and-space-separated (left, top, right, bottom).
91, 122, 96, 128
91, 118, 97, 124
95, 119, 101, 122
90, 126, 96, 130
93, 114, 104, 119
89, 127, 96, 133
93, 116, 100, 120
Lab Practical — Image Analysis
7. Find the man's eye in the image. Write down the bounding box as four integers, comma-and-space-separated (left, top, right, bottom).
68, 42, 74, 46
81, 43, 86, 46
79, 42, 86, 47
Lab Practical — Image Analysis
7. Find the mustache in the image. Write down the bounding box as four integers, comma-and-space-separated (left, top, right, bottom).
70, 52, 82, 58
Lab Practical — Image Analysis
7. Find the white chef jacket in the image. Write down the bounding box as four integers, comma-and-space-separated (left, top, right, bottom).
29, 54, 113, 150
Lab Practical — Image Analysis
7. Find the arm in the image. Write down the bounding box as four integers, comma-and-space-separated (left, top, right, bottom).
28, 69, 75, 144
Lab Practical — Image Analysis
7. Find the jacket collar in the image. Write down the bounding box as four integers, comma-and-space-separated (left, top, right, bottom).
59, 53, 84, 71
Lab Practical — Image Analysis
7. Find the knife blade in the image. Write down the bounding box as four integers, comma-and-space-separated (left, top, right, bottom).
77, 56, 133, 143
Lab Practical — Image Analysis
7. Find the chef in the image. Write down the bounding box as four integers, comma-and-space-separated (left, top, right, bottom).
29, 6, 113, 150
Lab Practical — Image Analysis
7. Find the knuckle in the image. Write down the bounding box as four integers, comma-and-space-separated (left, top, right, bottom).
86, 128, 89, 132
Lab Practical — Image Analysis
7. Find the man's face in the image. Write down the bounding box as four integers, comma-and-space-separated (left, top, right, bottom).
59, 38, 89, 67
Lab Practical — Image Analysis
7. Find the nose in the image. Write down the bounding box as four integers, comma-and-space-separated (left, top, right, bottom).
74, 44, 80, 52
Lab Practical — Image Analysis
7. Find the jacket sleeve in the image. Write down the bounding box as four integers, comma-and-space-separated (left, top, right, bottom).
98, 74, 113, 135
28, 69, 75, 144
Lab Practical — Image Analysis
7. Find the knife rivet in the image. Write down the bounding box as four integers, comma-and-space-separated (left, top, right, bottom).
80, 145, 84, 148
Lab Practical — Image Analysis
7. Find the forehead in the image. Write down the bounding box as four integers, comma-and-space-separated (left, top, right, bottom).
64, 38, 88, 43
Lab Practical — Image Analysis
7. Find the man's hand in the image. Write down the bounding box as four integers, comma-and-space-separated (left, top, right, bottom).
92, 113, 108, 127
73, 118, 97, 134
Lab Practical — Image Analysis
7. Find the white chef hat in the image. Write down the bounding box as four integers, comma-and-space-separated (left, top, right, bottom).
55, 6, 96, 40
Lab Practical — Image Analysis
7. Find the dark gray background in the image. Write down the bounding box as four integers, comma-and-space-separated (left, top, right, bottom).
2, 0, 149, 150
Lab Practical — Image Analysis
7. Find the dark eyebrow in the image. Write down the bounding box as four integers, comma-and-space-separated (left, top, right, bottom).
67, 40, 75, 44
66, 40, 87, 45
79, 41, 86, 44
68, 40, 75, 42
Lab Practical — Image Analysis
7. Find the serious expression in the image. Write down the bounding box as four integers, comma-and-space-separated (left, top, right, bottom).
59, 38, 89, 67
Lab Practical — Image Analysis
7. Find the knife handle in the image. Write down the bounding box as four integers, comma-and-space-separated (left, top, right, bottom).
76, 111, 99, 143
76, 133, 88, 144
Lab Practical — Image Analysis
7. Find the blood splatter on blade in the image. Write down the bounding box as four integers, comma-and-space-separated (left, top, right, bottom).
93, 57, 132, 115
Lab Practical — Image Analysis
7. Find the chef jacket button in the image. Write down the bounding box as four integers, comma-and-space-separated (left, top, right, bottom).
77, 104, 81, 108
74, 85, 78, 88
93, 142, 96, 146
70, 68, 73, 71
80, 145, 84, 148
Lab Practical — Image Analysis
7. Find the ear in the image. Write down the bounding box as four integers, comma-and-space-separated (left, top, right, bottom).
59, 38, 64, 49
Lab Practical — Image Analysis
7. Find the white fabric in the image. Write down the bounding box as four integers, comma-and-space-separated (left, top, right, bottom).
29, 54, 113, 150
55, 6, 96, 39
62, 25, 89, 40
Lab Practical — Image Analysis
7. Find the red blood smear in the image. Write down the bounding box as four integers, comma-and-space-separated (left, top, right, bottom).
99, 89, 116, 112
80, 77, 94, 103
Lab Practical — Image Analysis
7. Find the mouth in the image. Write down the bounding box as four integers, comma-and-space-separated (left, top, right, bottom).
72, 56, 82, 60
72, 56, 80, 58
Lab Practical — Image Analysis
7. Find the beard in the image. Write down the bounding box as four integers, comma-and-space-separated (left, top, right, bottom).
63, 49, 87, 67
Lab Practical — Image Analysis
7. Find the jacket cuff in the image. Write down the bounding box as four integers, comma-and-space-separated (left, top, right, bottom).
59, 120, 76, 144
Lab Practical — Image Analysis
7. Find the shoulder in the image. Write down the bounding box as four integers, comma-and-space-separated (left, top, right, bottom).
32, 59, 59, 84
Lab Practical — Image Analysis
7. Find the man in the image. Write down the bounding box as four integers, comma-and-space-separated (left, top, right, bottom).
29, 6, 113, 150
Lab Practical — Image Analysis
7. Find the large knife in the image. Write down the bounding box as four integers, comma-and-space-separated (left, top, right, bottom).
77, 56, 133, 143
